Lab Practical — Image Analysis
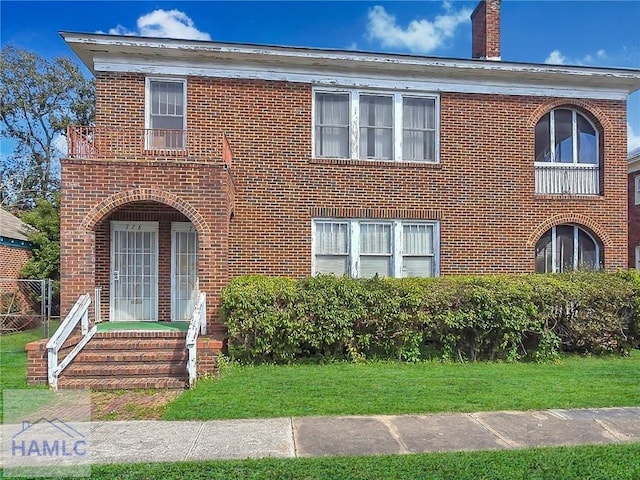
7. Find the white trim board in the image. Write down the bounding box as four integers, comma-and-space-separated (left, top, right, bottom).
94, 57, 629, 100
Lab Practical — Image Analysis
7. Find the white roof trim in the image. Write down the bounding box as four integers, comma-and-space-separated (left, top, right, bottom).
95, 57, 629, 100
62, 32, 640, 96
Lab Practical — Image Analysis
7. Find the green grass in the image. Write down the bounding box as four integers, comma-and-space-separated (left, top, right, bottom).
0, 326, 44, 389
164, 351, 640, 420
1, 326, 48, 420
11, 443, 640, 479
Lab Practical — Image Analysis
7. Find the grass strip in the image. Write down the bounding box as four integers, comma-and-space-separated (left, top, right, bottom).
164, 352, 640, 420
9, 443, 640, 480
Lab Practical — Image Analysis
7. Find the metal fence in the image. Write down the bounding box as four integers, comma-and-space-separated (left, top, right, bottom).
0, 279, 58, 337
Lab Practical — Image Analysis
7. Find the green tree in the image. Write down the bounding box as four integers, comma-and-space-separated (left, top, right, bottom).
0, 45, 94, 208
20, 195, 60, 282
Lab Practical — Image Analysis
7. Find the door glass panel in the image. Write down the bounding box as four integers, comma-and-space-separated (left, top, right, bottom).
172, 224, 198, 321
111, 223, 158, 322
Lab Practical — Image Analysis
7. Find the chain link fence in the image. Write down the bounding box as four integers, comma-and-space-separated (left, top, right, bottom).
0, 279, 58, 338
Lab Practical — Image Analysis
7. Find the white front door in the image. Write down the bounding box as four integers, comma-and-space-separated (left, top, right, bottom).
171, 222, 198, 321
110, 221, 159, 322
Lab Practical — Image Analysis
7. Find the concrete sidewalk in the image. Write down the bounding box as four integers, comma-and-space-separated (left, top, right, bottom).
2, 407, 639, 466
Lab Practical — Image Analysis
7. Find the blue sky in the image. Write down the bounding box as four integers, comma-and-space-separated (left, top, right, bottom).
2, 1, 639, 151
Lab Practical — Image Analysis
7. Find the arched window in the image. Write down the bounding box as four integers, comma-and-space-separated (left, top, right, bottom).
535, 225, 601, 273
535, 109, 597, 164
534, 109, 600, 195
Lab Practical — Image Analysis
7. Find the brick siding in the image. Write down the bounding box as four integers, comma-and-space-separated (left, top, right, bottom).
60, 72, 629, 322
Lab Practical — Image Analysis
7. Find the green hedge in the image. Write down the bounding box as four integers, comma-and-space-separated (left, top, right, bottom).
221, 271, 640, 363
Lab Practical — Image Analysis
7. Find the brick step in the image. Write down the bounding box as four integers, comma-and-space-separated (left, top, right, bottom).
64, 362, 187, 377
74, 351, 188, 363
80, 339, 186, 351
57, 376, 187, 390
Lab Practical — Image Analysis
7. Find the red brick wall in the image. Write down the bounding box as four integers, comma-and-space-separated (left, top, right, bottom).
0, 244, 31, 278
60, 156, 234, 327
629, 172, 640, 267
60, 71, 629, 320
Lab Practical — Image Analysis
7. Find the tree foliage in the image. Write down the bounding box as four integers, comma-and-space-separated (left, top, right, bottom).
20, 194, 61, 282
0, 45, 94, 208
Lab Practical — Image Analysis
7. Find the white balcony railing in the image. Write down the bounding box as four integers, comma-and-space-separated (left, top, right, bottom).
534, 163, 600, 195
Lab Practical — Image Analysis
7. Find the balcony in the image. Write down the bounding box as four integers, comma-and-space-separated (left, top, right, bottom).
67, 126, 233, 167
534, 163, 600, 195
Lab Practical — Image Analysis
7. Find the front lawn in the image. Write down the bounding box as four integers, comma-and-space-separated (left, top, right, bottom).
21, 443, 640, 480
0, 326, 43, 390
163, 352, 640, 420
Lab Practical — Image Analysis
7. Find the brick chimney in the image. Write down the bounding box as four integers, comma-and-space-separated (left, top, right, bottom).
471, 0, 501, 61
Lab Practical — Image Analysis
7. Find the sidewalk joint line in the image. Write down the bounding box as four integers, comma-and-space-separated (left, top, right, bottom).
184, 421, 206, 461
593, 419, 629, 442
468, 413, 520, 448
290, 417, 299, 458
376, 415, 409, 454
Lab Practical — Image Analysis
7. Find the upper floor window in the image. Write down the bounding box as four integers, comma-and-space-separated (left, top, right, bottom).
145, 78, 186, 150
534, 108, 599, 195
313, 219, 439, 278
635, 176, 640, 205
535, 224, 601, 273
313, 89, 438, 162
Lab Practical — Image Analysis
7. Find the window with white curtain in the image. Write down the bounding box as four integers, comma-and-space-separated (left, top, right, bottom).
312, 219, 439, 278
146, 77, 186, 150
313, 88, 438, 162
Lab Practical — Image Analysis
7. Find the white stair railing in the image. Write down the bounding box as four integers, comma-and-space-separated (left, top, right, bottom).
186, 292, 207, 388
46, 294, 97, 390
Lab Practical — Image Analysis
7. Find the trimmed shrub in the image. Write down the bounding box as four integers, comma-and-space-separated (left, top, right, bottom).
221, 271, 640, 363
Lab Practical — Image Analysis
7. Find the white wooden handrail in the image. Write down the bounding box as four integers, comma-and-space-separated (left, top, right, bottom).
186, 292, 207, 388
46, 294, 97, 390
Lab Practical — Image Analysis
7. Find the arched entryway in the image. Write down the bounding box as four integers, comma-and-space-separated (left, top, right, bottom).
92, 200, 202, 323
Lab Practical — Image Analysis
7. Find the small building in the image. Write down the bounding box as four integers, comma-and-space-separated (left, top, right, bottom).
0, 208, 33, 279
627, 146, 640, 268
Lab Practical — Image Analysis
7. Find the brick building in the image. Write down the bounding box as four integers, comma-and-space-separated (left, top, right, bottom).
628, 146, 640, 268
30, 0, 640, 388
0, 208, 32, 279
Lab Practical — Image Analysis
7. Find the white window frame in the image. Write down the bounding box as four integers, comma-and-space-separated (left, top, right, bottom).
636, 246, 640, 270
144, 77, 187, 150
312, 87, 440, 163
537, 225, 600, 273
635, 176, 640, 205
311, 219, 440, 278
535, 108, 599, 165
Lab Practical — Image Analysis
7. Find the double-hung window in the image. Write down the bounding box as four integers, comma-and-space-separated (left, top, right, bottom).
146, 78, 187, 150
313, 219, 439, 278
313, 89, 438, 162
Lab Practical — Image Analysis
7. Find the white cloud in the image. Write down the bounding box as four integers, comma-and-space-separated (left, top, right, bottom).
52, 133, 67, 157
545, 48, 613, 67
544, 50, 566, 65
629, 123, 640, 152
100, 9, 211, 41
366, 3, 472, 54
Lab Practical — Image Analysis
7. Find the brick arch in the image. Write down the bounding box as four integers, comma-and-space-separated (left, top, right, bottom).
80, 188, 211, 236
526, 214, 611, 249
526, 98, 612, 131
